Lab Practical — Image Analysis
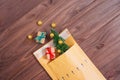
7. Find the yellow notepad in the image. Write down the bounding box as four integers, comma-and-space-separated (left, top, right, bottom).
33, 29, 106, 80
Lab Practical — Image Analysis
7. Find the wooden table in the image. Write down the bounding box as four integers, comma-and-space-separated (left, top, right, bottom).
0, 0, 120, 80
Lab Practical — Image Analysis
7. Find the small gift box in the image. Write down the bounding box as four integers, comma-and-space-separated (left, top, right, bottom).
33, 29, 106, 80
35, 31, 46, 44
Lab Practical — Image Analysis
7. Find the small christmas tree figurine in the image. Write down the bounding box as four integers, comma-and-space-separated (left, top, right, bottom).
50, 28, 69, 54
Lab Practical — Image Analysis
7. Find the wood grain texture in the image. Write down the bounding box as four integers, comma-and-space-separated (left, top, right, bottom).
0, 0, 120, 80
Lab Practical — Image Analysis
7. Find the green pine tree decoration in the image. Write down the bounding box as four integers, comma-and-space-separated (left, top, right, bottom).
50, 28, 70, 54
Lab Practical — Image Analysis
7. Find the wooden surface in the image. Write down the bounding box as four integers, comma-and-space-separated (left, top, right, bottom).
0, 0, 120, 80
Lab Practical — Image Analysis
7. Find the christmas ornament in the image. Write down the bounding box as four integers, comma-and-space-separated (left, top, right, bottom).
27, 34, 33, 39
37, 20, 43, 26
51, 22, 56, 28
45, 47, 56, 60
58, 40, 63, 44
35, 31, 46, 44
50, 33, 54, 38
57, 49, 61, 53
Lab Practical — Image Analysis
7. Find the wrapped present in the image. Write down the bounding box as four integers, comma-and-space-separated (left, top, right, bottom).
35, 31, 46, 44
33, 29, 106, 80
46, 47, 56, 60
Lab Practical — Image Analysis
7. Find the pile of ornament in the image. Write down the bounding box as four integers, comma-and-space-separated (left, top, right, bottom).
27, 20, 69, 60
